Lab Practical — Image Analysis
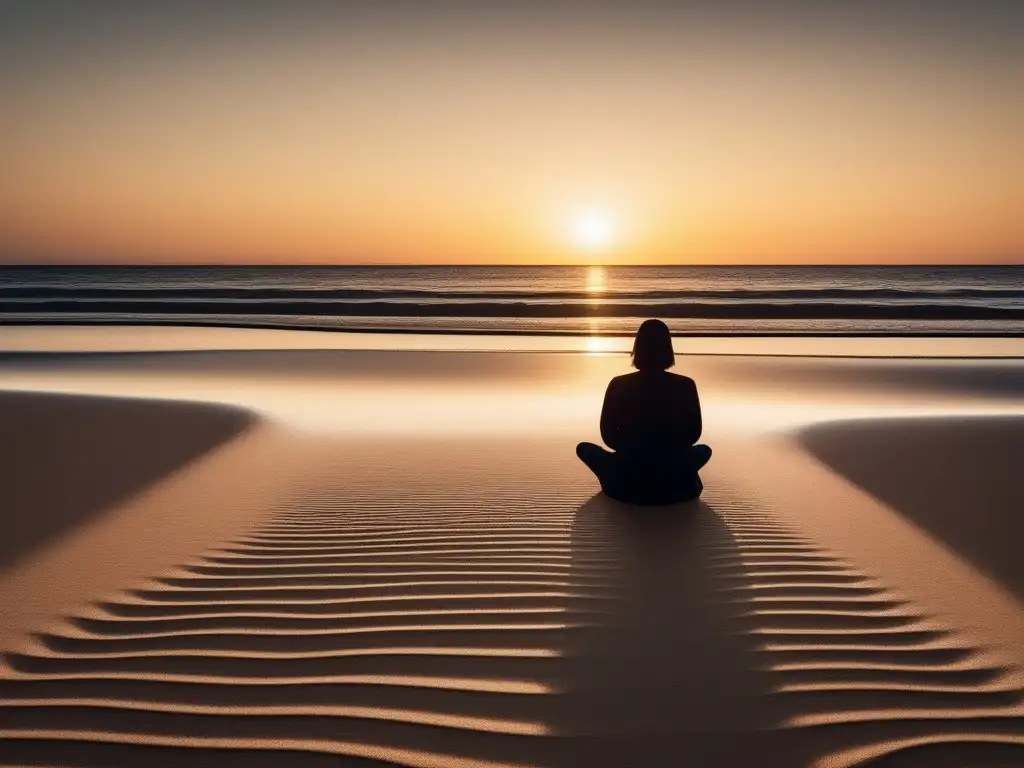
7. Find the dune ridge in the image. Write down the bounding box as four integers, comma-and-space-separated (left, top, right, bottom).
800, 416, 1024, 599
0, 390, 255, 574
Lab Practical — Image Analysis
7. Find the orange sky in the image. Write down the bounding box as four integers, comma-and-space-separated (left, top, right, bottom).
0, 3, 1021, 265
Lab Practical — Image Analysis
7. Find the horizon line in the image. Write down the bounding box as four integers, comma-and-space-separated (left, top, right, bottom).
1, 262, 1022, 269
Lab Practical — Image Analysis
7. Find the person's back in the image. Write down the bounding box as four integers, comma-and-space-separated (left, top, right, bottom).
577, 319, 711, 505
601, 369, 701, 458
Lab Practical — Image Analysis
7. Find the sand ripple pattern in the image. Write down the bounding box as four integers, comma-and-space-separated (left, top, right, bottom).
710, 488, 1024, 767
1, 444, 1022, 767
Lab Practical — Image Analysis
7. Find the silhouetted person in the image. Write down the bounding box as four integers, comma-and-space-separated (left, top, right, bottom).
577, 319, 711, 505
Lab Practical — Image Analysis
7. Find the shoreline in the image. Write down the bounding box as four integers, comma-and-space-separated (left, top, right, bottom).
3, 324, 1024, 358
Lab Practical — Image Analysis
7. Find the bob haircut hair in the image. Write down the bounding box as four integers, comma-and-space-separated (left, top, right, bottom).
631, 319, 675, 370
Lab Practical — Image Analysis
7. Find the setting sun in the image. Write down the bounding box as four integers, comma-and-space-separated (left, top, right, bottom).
571, 211, 618, 254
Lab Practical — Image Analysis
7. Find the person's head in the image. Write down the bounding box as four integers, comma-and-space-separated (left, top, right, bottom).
631, 319, 675, 370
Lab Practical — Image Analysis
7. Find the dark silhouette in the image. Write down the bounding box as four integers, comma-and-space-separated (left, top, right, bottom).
577, 319, 711, 505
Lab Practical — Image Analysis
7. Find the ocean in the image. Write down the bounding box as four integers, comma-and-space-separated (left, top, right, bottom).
1, 265, 1022, 336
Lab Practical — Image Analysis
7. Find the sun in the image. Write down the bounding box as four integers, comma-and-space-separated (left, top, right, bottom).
571, 210, 617, 253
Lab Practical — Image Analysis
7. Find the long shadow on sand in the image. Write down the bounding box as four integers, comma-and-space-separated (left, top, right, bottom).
0, 390, 254, 571
559, 494, 780, 767
800, 415, 1024, 599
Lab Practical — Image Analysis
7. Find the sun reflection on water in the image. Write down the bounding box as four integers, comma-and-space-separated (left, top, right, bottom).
584, 267, 614, 354
584, 314, 618, 354
584, 335, 618, 354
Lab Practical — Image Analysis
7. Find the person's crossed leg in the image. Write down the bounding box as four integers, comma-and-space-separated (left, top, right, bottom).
576, 442, 712, 504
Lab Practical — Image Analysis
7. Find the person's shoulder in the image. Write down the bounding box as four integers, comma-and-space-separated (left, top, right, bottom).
607, 372, 632, 388
666, 372, 697, 389
665, 370, 694, 383
606, 372, 642, 393
612, 372, 640, 382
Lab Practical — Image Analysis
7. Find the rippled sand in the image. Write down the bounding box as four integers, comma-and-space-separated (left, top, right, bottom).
0, 331, 1022, 767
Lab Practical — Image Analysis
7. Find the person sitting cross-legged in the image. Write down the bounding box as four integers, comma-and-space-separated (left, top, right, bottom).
576, 319, 711, 505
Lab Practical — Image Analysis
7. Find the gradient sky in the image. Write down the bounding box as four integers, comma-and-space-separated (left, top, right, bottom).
1, 1, 1021, 265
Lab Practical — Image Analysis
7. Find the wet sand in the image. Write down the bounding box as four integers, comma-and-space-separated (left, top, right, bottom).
0, 329, 1021, 767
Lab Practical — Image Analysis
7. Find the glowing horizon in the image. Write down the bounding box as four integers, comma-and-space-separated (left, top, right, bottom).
0, 2, 1020, 266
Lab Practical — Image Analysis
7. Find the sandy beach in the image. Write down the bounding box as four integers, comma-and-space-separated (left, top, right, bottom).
0, 327, 1022, 767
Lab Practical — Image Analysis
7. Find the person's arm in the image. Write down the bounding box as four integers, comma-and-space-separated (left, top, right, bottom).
684, 379, 703, 445
600, 379, 623, 450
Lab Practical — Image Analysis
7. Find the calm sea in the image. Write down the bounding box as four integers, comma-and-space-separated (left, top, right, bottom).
1, 265, 1022, 336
